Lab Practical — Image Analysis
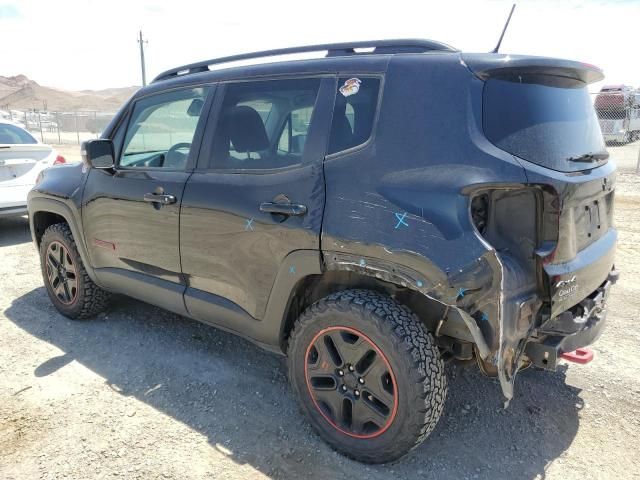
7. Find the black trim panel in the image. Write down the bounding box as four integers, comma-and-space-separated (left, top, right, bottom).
28, 196, 99, 284
95, 267, 188, 317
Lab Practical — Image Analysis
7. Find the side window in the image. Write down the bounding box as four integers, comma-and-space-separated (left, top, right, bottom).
328, 77, 381, 155
211, 78, 321, 170
120, 87, 209, 169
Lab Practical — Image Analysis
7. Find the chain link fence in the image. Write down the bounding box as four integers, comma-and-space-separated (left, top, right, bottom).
0, 109, 116, 146
591, 89, 640, 173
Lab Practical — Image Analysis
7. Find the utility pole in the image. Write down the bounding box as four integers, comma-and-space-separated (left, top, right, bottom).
138, 30, 148, 86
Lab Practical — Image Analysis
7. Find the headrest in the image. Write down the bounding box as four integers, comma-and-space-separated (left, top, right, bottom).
187, 98, 204, 117
226, 105, 270, 153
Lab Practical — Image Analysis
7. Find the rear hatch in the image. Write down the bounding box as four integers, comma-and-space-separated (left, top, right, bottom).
477, 60, 607, 173
542, 171, 616, 318
464, 54, 616, 316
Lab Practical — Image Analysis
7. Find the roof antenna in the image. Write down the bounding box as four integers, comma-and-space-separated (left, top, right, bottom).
491, 3, 516, 53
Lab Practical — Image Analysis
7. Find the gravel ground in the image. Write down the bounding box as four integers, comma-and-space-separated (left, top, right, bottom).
1, 144, 639, 479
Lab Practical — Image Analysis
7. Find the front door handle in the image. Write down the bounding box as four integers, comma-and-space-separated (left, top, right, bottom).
259, 202, 307, 216
144, 192, 176, 205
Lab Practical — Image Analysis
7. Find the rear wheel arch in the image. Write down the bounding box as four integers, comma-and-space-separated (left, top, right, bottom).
279, 269, 449, 352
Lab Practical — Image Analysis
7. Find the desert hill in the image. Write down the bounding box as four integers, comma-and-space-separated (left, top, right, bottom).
0, 75, 139, 112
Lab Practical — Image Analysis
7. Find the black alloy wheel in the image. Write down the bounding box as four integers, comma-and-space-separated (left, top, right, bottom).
45, 240, 78, 305
305, 326, 397, 439
39, 223, 111, 319
288, 289, 447, 463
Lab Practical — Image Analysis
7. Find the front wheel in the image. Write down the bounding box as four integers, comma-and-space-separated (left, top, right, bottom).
287, 289, 447, 463
40, 223, 111, 319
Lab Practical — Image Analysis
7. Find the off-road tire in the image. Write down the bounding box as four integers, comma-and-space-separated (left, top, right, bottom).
40, 223, 110, 319
287, 289, 447, 463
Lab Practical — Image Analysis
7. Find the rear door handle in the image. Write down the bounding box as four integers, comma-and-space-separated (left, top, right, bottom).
143, 193, 176, 205
259, 202, 307, 216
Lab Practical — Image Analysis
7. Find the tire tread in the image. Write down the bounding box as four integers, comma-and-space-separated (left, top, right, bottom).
288, 289, 447, 463
40, 222, 110, 319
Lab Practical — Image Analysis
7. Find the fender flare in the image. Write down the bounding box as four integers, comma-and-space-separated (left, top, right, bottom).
28, 196, 100, 285
266, 250, 492, 358
261, 249, 323, 349
322, 252, 492, 358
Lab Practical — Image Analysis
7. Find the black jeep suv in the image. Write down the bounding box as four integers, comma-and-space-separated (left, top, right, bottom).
28, 39, 618, 463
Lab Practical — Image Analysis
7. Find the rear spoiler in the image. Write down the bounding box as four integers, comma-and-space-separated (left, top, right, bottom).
461, 53, 604, 84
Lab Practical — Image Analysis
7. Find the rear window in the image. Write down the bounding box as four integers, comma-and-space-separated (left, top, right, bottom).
483, 76, 606, 172
0, 123, 37, 144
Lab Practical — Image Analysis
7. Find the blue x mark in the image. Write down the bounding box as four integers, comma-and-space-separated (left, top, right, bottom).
480, 312, 489, 322
457, 288, 467, 299
289, 265, 296, 274
245, 218, 254, 231
394, 212, 409, 229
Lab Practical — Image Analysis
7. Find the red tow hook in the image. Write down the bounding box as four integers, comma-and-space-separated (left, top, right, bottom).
560, 347, 594, 365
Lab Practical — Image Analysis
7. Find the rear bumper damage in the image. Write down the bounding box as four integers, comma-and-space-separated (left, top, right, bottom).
325, 246, 618, 405
525, 270, 618, 371
322, 164, 617, 404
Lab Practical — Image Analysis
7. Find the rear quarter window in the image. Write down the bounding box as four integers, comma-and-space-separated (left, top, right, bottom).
327, 77, 381, 155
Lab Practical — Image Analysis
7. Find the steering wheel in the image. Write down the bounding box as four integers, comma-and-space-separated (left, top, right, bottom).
163, 142, 191, 168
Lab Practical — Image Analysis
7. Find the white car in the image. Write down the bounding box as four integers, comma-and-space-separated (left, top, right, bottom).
0, 120, 66, 217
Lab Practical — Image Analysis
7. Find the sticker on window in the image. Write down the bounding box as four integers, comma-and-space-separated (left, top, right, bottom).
339, 78, 361, 97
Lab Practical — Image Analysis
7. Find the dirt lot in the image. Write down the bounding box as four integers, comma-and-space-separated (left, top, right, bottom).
1, 144, 639, 480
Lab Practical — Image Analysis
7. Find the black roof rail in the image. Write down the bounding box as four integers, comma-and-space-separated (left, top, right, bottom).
152, 38, 458, 83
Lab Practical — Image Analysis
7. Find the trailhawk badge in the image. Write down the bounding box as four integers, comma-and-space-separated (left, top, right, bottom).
556, 276, 579, 299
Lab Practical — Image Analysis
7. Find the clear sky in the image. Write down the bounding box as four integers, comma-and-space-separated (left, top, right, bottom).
1, 0, 638, 91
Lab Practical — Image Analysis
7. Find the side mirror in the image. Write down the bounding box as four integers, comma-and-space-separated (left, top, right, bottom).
82, 139, 115, 169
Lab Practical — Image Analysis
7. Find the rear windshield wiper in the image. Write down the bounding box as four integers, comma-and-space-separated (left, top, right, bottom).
566, 152, 609, 163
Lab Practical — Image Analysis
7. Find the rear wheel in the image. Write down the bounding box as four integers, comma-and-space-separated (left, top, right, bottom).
40, 223, 110, 319
287, 289, 447, 463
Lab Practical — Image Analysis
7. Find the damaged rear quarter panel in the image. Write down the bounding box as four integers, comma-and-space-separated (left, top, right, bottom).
321, 54, 529, 401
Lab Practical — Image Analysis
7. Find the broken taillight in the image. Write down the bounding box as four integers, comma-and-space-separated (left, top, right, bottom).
471, 194, 489, 235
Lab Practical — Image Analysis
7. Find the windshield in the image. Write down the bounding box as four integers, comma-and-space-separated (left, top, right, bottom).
0, 123, 37, 144
483, 75, 607, 172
